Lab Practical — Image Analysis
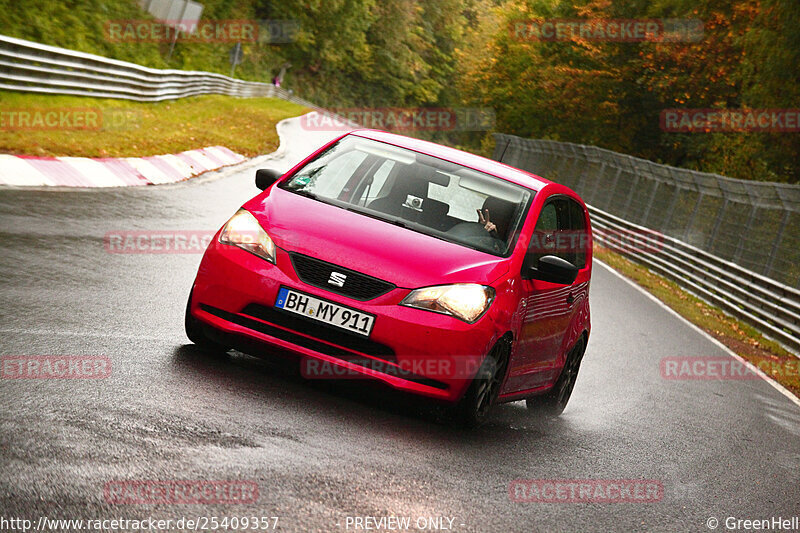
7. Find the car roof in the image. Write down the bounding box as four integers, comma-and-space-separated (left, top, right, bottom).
348, 130, 552, 192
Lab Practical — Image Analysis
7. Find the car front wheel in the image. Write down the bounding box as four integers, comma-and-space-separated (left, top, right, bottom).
454, 338, 511, 427
526, 337, 585, 417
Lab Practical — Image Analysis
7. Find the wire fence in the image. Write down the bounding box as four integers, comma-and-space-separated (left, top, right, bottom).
493, 135, 800, 289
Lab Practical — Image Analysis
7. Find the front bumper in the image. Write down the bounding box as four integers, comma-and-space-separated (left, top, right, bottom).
190, 239, 504, 403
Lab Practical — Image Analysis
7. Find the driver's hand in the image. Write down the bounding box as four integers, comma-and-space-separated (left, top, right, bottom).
477, 208, 497, 235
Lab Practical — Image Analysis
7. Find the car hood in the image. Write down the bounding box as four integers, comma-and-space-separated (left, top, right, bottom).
244, 188, 510, 289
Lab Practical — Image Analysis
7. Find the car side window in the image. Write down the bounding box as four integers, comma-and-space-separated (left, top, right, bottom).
566, 199, 587, 269
528, 197, 586, 271
528, 201, 560, 269
535, 202, 558, 233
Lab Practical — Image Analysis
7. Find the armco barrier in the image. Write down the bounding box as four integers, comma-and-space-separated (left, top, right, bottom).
0, 34, 316, 106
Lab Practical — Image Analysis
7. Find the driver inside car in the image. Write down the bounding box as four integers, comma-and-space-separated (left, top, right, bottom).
478, 208, 497, 236
477, 196, 515, 241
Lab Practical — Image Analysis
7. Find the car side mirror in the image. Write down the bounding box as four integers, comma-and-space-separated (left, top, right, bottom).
255, 168, 282, 191
526, 255, 579, 285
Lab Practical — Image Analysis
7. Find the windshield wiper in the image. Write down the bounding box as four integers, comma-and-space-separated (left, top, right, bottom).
384, 218, 407, 228
345, 206, 407, 228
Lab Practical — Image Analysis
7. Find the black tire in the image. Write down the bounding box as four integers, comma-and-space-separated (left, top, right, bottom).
454, 338, 511, 428
526, 337, 585, 417
184, 289, 228, 353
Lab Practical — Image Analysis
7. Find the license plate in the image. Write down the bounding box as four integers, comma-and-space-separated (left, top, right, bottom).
275, 287, 375, 337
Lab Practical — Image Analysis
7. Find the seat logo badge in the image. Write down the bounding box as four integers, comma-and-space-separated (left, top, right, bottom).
328, 272, 347, 287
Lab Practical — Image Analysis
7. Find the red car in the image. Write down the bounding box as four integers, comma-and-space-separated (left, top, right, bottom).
186, 130, 592, 425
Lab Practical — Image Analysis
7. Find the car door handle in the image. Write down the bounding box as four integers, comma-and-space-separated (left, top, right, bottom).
566, 293, 575, 306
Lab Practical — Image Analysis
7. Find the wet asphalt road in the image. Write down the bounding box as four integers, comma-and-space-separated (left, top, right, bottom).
0, 116, 798, 533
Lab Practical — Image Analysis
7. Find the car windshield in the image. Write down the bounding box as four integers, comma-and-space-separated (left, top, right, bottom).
279, 136, 533, 256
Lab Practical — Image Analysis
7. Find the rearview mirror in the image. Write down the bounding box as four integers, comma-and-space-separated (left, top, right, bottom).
255, 168, 282, 191
526, 255, 579, 285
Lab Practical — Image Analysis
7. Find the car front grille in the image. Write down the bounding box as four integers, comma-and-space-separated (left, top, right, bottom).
241, 303, 395, 362
199, 304, 448, 390
289, 252, 395, 301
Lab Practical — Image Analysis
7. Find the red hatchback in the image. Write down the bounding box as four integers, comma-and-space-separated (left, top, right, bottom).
186, 130, 592, 425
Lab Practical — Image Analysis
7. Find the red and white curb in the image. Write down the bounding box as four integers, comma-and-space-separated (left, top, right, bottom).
0, 146, 246, 187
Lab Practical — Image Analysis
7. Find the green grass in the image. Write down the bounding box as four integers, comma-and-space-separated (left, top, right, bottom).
0, 92, 309, 158
594, 246, 800, 398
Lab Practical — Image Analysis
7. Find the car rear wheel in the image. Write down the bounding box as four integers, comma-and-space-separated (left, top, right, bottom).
454, 338, 511, 428
526, 337, 585, 417
184, 289, 228, 353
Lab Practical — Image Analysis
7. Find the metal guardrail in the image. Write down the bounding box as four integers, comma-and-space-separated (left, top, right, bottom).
0, 34, 317, 107
493, 134, 800, 355
589, 207, 800, 353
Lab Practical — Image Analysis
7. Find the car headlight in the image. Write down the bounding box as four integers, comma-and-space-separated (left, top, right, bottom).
219, 209, 276, 264
401, 284, 495, 323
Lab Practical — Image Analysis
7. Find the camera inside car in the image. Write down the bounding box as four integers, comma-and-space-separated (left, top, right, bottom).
403, 195, 424, 212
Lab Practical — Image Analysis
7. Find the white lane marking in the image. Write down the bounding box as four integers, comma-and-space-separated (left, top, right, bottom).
595, 259, 800, 409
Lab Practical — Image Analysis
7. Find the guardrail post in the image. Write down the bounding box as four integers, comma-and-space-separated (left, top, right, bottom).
622, 164, 639, 220
585, 162, 610, 205
706, 199, 729, 252
573, 148, 593, 193
733, 205, 758, 263
642, 180, 661, 227
525, 145, 542, 175
554, 145, 575, 181
554, 144, 565, 175
683, 192, 705, 243
764, 210, 791, 278
662, 186, 681, 235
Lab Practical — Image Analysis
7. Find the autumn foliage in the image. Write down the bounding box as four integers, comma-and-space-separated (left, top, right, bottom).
458, 0, 800, 182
